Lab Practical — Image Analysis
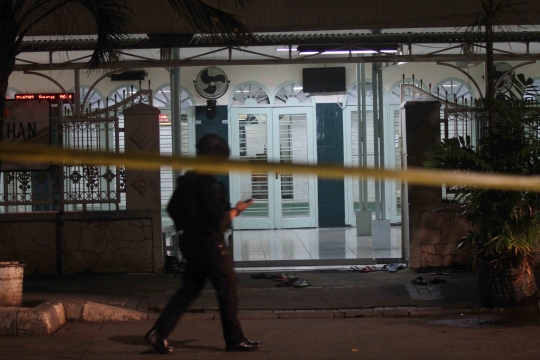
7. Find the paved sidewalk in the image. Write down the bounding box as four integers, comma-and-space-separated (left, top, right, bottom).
21, 267, 491, 315
2, 266, 539, 336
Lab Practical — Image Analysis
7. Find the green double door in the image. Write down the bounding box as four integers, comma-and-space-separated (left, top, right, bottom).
229, 107, 317, 229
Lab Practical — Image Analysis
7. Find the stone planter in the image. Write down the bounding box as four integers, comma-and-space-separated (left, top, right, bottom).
477, 262, 538, 307
0, 262, 25, 307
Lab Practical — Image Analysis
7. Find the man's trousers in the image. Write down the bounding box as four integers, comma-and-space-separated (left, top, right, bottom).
152, 231, 244, 346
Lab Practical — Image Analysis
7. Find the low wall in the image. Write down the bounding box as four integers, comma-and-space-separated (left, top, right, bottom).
0, 209, 162, 274
408, 204, 540, 269
408, 203, 470, 269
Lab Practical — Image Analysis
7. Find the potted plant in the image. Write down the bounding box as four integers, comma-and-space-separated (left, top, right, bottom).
425, 78, 540, 306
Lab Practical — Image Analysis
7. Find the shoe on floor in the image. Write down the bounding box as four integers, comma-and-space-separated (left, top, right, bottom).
145, 329, 174, 354
226, 339, 262, 351
275, 277, 300, 287
293, 280, 312, 287
386, 263, 405, 273
272, 274, 297, 282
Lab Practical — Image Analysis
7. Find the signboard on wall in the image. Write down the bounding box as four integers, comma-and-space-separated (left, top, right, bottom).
14, 93, 74, 102
2, 100, 51, 171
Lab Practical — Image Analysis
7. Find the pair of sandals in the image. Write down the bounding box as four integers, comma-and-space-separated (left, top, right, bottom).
274, 274, 299, 287
272, 274, 297, 282
348, 264, 405, 273
383, 263, 406, 273
276, 277, 312, 288
411, 276, 447, 286
250, 273, 296, 281
251, 273, 312, 288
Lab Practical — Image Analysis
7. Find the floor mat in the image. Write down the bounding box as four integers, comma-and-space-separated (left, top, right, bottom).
375, 258, 402, 264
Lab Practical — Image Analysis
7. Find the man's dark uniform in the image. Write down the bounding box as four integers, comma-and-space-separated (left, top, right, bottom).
146, 134, 260, 354
153, 172, 244, 345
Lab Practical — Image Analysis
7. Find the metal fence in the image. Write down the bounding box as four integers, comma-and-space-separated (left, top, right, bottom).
0, 90, 152, 213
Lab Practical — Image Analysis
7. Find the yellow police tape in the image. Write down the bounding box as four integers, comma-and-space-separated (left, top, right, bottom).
0, 142, 539, 192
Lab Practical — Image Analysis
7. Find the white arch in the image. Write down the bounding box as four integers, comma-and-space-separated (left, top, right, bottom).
153, 83, 194, 108
433, 77, 475, 101
388, 78, 429, 104
344, 80, 388, 107
272, 80, 314, 106
107, 84, 141, 105
524, 77, 540, 100
228, 81, 272, 106
68, 85, 106, 111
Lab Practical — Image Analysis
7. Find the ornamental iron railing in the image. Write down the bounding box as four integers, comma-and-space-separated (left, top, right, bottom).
0, 90, 151, 213
401, 82, 540, 200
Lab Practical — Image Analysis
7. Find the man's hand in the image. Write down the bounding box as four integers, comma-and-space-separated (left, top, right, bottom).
235, 199, 254, 212
230, 199, 254, 220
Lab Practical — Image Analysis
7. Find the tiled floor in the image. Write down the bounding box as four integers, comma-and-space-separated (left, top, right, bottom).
232, 226, 402, 265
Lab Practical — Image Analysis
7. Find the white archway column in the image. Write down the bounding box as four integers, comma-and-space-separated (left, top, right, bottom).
355, 61, 372, 236
171, 48, 182, 185
372, 60, 391, 250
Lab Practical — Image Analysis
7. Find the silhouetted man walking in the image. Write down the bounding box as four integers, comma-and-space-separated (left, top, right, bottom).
145, 134, 260, 354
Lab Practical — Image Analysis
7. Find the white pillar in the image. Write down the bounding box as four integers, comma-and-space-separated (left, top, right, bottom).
124, 103, 161, 210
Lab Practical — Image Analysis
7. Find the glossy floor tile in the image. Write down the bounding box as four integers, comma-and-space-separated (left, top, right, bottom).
232, 226, 402, 263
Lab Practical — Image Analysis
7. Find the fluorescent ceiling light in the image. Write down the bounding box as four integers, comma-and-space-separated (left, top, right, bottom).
322, 50, 376, 54
397, 62, 407, 65
277, 47, 297, 51
297, 44, 399, 55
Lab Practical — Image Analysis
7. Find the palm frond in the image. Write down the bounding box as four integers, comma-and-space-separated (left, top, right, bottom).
6, 1, 131, 71
76, 0, 131, 71
166, 0, 252, 45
